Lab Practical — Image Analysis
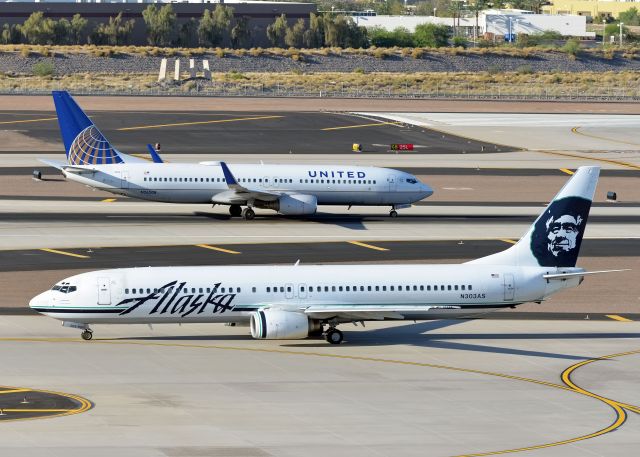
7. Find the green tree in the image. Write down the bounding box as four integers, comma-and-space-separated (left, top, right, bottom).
303, 13, 324, 48
267, 14, 288, 47
414, 23, 449, 47
198, 5, 234, 47
52, 18, 71, 44
90, 13, 134, 46
178, 18, 198, 48
142, 4, 176, 46
285, 18, 306, 48
70, 14, 88, 45
21, 12, 56, 45
231, 16, 251, 48
619, 7, 640, 26
1, 23, 22, 45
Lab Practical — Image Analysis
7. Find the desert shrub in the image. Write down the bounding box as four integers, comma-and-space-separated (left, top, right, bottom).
353, 67, 365, 74
452, 36, 467, 49
562, 38, 581, 57
32, 60, 54, 76
411, 48, 424, 59
20, 47, 31, 57
516, 64, 533, 74
214, 47, 225, 58
249, 47, 263, 57
373, 48, 389, 59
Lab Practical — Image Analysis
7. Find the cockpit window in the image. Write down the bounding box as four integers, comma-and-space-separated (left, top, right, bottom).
51, 283, 76, 294
406, 178, 418, 184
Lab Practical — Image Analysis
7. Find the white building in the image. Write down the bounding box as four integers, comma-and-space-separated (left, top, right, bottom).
356, 10, 595, 38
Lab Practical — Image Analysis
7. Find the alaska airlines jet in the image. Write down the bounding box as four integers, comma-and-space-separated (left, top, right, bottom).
30, 167, 625, 344
43, 91, 433, 219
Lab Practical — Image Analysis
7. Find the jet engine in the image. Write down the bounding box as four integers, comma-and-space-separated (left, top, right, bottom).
257, 194, 317, 216
250, 310, 321, 339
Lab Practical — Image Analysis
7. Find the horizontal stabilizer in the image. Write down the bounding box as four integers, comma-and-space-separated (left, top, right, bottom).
543, 269, 630, 280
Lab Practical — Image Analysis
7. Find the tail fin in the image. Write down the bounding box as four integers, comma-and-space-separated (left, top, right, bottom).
52, 91, 124, 165
147, 144, 164, 163
469, 166, 599, 268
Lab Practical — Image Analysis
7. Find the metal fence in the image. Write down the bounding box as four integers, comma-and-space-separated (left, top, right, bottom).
2, 80, 640, 101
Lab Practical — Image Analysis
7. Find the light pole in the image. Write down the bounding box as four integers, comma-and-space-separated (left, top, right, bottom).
602, 19, 606, 47
619, 22, 624, 47
433, 7, 437, 17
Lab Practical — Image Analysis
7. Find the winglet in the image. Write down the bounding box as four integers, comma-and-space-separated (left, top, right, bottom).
146, 144, 164, 163
220, 161, 238, 187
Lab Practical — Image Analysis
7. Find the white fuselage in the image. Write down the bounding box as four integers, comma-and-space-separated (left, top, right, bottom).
63, 163, 432, 205
29, 264, 582, 325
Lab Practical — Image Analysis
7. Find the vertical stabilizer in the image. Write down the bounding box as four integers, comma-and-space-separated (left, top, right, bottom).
469, 166, 599, 267
52, 91, 124, 165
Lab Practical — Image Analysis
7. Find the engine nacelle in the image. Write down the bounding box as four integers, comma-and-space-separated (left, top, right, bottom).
250, 310, 311, 340
257, 194, 317, 216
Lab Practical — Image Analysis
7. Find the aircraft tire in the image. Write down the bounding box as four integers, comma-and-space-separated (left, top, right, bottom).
389, 210, 398, 218
326, 329, 344, 345
229, 205, 242, 217
81, 330, 93, 341
242, 208, 255, 220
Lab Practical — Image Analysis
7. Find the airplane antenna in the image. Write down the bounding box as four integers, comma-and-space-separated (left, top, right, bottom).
294, 259, 300, 266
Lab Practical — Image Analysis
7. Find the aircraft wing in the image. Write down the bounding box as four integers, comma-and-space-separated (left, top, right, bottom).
303, 305, 461, 320
213, 161, 281, 203
543, 269, 630, 280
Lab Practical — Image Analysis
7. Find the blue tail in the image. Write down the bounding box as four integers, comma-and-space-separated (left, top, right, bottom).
52, 91, 124, 165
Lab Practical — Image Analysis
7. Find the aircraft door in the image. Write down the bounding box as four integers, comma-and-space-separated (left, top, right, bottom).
97, 277, 111, 305
298, 284, 307, 299
387, 175, 396, 192
503, 273, 515, 301
285, 283, 294, 299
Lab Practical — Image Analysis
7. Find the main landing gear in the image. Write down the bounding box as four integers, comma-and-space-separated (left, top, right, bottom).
325, 328, 344, 345
389, 209, 398, 218
229, 205, 255, 220
81, 329, 93, 341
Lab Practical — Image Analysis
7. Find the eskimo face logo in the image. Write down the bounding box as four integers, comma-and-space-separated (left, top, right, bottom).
531, 197, 591, 267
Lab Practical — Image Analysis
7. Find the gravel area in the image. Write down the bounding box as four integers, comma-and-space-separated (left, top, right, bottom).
2, 51, 640, 75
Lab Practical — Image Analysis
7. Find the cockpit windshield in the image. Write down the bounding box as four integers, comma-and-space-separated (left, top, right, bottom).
52, 282, 77, 294
406, 178, 418, 184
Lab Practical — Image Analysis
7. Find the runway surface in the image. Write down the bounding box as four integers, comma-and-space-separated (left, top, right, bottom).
0, 111, 509, 155
3, 239, 637, 272
1, 316, 639, 456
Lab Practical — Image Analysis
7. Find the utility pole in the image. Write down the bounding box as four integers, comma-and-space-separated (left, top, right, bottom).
619, 22, 624, 47
602, 19, 606, 47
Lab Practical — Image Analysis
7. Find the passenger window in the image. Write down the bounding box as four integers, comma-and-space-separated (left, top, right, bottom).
469, 285, 473, 290
238, 288, 241, 293
360, 286, 364, 291
426, 286, 430, 291
345, 286, 349, 291
301, 286, 305, 292
132, 288, 137, 294
382, 286, 387, 291
413, 285, 417, 291
375, 286, 379, 291
266, 287, 270, 292
368, 286, 372, 291
390, 286, 394, 291
324, 286, 329, 292
419, 285, 424, 291
221, 287, 225, 293
454, 285, 458, 291
461, 285, 465, 290
332, 286, 336, 292
125, 288, 129, 294
280, 287, 284, 292
338, 286, 343, 291
448, 285, 452, 291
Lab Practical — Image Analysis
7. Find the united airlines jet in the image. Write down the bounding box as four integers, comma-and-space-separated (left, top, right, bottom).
42, 91, 433, 219
30, 167, 625, 344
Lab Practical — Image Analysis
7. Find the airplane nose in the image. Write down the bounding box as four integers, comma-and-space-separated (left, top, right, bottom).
29, 291, 48, 310
421, 183, 434, 199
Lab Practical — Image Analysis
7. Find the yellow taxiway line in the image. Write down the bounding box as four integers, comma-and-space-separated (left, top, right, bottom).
39, 248, 90, 259
321, 121, 401, 131
571, 126, 640, 148
195, 244, 241, 255
500, 239, 517, 245
347, 241, 389, 251
559, 168, 574, 175
101, 198, 117, 203
117, 115, 284, 131
606, 314, 632, 322
0, 389, 30, 395
539, 149, 640, 171
0, 117, 57, 125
